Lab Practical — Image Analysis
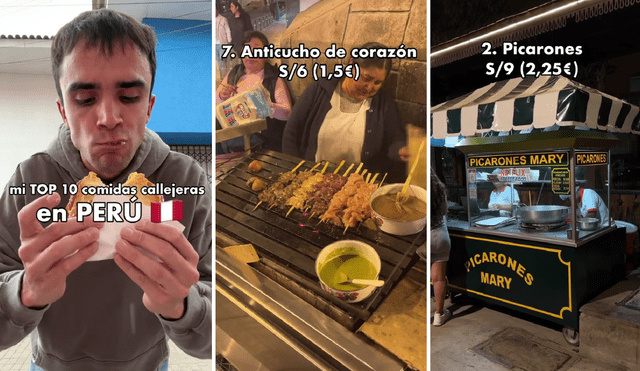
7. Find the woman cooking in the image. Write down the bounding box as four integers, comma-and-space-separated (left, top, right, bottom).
488, 168, 520, 216
282, 41, 409, 182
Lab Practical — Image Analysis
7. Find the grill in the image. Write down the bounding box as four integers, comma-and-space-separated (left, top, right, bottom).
215, 150, 425, 331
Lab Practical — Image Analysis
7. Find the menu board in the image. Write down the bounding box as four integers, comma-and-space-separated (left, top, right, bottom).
552, 168, 571, 194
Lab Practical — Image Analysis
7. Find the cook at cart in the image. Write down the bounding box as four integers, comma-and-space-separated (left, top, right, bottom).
559, 168, 610, 227
487, 168, 520, 216
562, 185, 610, 227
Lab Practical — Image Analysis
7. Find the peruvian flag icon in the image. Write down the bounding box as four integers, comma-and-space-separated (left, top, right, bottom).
151, 200, 183, 223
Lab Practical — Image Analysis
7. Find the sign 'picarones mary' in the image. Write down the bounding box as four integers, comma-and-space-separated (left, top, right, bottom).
468, 152, 569, 168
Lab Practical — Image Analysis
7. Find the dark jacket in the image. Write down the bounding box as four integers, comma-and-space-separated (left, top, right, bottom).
282, 78, 406, 182
226, 62, 290, 152
226, 12, 253, 55
0, 125, 212, 370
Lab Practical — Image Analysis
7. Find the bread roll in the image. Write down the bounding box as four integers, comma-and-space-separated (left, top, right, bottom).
65, 172, 163, 217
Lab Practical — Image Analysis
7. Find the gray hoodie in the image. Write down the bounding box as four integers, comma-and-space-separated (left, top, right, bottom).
0, 125, 212, 370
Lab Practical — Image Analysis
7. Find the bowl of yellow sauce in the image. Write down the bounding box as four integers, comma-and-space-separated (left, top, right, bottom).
370, 184, 427, 236
315, 240, 382, 303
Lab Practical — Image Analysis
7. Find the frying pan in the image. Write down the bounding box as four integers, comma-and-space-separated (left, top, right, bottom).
518, 205, 569, 224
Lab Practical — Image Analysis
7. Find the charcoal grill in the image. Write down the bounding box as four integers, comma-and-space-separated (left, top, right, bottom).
216, 149, 425, 330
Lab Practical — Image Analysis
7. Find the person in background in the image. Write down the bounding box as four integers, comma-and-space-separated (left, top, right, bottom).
488, 168, 520, 216
560, 170, 610, 227
269, 0, 279, 20
575, 185, 609, 226
216, 30, 292, 152
282, 41, 410, 182
0, 9, 211, 371
431, 168, 451, 326
215, 4, 232, 77
227, 0, 254, 56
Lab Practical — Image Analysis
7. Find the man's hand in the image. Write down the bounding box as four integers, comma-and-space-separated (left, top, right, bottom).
18, 193, 102, 308
114, 219, 200, 320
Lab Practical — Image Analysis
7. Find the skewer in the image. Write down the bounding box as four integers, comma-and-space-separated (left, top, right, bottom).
319, 166, 372, 227
286, 206, 295, 217
333, 160, 345, 174
370, 173, 379, 184
378, 173, 388, 188
343, 163, 355, 177
343, 224, 349, 235
366, 173, 371, 183
291, 160, 305, 173
285, 161, 329, 217
255, 161, 305, 212
321, 161, 330, 174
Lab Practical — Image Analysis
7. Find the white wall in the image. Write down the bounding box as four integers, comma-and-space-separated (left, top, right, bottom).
0, 73, 62, 191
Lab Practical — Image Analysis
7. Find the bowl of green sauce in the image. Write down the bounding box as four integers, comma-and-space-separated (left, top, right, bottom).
315, 240, 382, 303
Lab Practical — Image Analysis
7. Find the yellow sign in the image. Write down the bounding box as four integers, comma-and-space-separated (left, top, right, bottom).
552, 168, 571, 194
576, 152, 608, 166
464, 251, 534, 287
469, 152, 569, 168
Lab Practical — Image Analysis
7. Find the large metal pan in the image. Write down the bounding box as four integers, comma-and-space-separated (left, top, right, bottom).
518, 205, 569, 224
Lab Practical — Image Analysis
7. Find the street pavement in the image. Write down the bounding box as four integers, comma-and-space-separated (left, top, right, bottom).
0, 336, 212, 371
430, 294, 626, 371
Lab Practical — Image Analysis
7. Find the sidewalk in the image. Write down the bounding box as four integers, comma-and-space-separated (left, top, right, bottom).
430, 294, 625, 370
0, 336, 211, 371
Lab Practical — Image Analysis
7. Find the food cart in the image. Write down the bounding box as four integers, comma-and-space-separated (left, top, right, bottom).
431, 75, 637, 345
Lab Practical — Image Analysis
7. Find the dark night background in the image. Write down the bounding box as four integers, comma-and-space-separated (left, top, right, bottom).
431, 0, 640, 106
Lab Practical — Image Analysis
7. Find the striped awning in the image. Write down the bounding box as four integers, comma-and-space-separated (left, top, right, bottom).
430, 75, 640, 140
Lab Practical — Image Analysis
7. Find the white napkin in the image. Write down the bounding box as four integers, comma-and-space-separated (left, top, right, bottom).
88, 195, 185, 261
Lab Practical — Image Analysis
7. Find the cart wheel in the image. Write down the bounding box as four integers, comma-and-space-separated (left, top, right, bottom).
562, 327, 580, 346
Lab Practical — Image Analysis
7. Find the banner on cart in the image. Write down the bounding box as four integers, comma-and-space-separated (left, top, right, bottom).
469, 151, 570, 168
576, 151, 608, 166
450, 234, 573, 321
